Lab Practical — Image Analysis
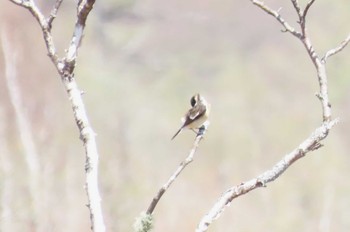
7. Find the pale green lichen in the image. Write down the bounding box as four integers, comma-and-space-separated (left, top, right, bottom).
133, 212, 153, 232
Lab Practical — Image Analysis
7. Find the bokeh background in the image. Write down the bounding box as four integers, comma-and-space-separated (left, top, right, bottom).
1, 0, 350, 231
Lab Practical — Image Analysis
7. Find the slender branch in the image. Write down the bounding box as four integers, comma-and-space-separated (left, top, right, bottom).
303, 0, 316, 19
9, 0, 59, 65
322, 33, 350, 62
8, 0, 104, 231
291, 0, 302, 18
251, 0, 302, 39
197, 1, 343, 230
77, 0, 96, 24
47, 0, 64, 30
9, 0, 31, 7
196, 119, 338, 232
252, 0, 331, 121
146, 127, 207, 215
288, 1, 331, 122
64, 0, 96, 72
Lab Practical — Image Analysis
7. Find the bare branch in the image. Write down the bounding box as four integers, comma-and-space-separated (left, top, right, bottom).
146, 127, 207, 215
8, 0, 105, 231
9, 0, 31, 7
60, 76, 106, 232
251, 0, 302, 39
322, 33, 350, 62
303, 0, 316, 19
253, 0, 333, 121
47, 0, 64, 30
288, 1, 333, 122
9, 0, 59, 65
64, 0, 96, 72
77, 0, 96, 25
196, 119, 338, 232
197, 1, 344, 230
291, 0, 302, 17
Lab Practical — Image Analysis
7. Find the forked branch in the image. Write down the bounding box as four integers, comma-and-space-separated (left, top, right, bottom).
8, 0, 104, 231
251, 0, 302, 39
196, 1, 348, 231
47, 0, 64, 30
303, 0, 316, 19
322, 33, 350, 62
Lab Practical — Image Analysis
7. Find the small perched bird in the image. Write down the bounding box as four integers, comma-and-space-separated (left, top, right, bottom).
171, 93, 210, 140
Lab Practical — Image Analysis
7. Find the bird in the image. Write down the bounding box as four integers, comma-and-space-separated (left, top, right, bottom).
171, 93, 210, 140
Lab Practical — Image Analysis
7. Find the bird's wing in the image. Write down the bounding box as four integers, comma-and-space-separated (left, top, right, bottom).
182, 104, 206, 127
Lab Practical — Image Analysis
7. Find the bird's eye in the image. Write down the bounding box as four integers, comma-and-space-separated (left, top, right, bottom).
190, 96, 196, 107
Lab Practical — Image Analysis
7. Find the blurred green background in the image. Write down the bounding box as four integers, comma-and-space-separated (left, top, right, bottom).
1, 0, 350, 231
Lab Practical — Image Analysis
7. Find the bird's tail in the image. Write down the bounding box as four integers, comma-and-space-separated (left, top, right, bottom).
171, 128, 182, 140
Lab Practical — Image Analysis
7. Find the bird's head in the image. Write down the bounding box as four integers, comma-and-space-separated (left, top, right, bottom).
190, 93, 200, 107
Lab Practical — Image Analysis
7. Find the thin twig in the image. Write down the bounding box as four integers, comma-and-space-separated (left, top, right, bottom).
9, 0, 31, 7
9, 0, 59, 65
146, 129, 207, 215
252, 0, 332, 121
47, 0, 64, 30
322, 33, 350, 62
303, 0, 316, 19
287, 1, 332, 122
251, 0, 302, 39
291, 0, 302, 18
64, 0, 96, 73
196, 119, 338, 232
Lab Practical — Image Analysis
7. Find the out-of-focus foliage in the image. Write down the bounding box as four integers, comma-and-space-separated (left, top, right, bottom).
0, 0, 350, 231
